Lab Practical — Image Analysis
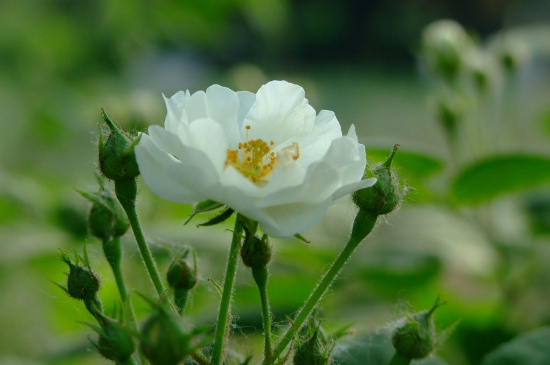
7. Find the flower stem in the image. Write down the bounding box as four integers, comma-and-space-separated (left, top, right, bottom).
252, 264, 273, 364
388, 352, 411, 365
271, 210, 377, 362
115, 179, 166, 298
102, 235, 146, 365
211, 217, 244, 365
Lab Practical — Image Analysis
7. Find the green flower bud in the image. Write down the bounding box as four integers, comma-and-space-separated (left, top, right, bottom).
464, 50, 501, 93
167, 256, 198, 291
294, 328, 332, 365
240, 234, 272, 268
98, 109, 141, 182
140, 305, 193, 365
391, 297, 445, 360
89, 311, 135, 362
353, 145, 404, 216
421, 20, 472, 81
59, 250, 101, 301
78, 176, 129, 239
488, 36, 530, 74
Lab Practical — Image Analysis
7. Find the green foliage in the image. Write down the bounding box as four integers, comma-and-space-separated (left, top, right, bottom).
358, 253, 442, 293
481, 327, 550, 365
451, 155, 550, 204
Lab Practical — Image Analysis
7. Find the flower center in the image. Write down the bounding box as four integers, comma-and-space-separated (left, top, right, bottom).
225, 126, 299, 183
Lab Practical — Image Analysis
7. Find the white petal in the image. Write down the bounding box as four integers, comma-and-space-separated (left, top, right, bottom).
291, 110, 342, 167
260, 198, 333, 237
135, 134, 203, 203
205, 85, 241, 148
347, 124, 358, 143
256, 161, 341, 208
321, 136, 366, 185
169, 164, 278, 228
148, 123, 223, 177
236, 91, 256, 129
243, 80, 316, 144
163, 91, 190, 133
185, 90, 208, 121
188, 118, 229, 175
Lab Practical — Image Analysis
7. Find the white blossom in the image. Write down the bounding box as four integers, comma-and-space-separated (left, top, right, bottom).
135, 81, 376, 237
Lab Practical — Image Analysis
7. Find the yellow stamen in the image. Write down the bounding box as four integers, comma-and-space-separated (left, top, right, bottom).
224, 127, 299, 183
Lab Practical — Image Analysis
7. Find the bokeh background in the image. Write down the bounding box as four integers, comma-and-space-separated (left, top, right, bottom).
2, 1, 550, 364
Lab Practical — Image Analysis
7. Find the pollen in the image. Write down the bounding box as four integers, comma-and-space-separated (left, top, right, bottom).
225, 127, 280, 183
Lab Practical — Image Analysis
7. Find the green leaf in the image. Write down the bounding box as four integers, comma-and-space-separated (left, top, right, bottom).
367, 148, 444, 178
357, 253, 442, 293
481, 327, 550, 365
451, 155, 550, 204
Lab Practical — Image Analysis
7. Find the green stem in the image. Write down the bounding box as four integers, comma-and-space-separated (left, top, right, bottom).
389, 352, 411, 365
174, 287, 189, 315
211, 217, 244, 365
270, 210, 377, 362
252, 265, 273, 364
103, 235, 129, 300
115, 179, 166, 298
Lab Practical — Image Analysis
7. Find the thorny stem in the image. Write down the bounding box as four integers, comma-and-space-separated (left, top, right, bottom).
270, 210, 377, 363
115, 179, 166, 298
211, 216, 244, 365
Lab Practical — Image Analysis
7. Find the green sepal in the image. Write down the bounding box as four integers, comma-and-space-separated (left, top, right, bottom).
185, 200, 224, 225
208, 279, 223, 296
294, 233, 310, 243
196, 208, 234, 227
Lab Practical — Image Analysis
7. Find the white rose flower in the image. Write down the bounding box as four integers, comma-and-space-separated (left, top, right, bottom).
135, 80, 376, 237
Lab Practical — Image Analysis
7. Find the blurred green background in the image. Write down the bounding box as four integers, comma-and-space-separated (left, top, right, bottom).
2, 0, 550, 364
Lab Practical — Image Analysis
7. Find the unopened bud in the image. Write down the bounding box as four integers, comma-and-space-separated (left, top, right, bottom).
391, 297, 445, 360
167, 256, 198, 291
59, 250, 101, 301
140, 305, 193, 365
241, 234, 272, 268
98, 109, 140, 182
78, 176, 129, 239
294, 328, 332, 365
464, 49, 501, 92
421, 20, 472, 81
353, 145, 405, 216
89, 311, 135, 362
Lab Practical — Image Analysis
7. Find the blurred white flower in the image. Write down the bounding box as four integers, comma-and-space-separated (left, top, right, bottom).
135, 80, 375, 237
